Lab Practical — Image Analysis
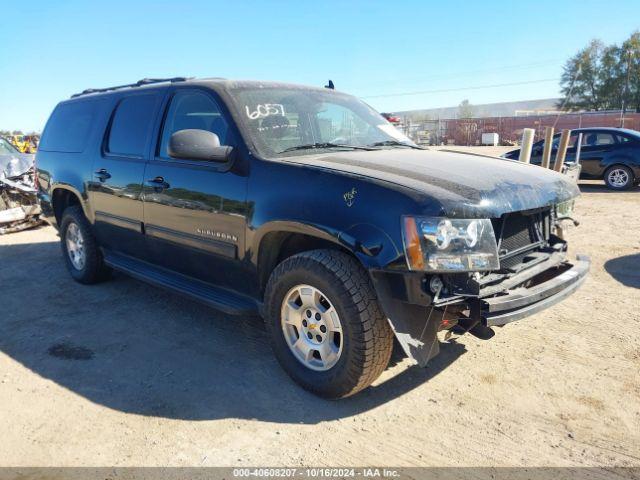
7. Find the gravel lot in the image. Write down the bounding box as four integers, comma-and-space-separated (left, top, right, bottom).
0, 149, 639, 468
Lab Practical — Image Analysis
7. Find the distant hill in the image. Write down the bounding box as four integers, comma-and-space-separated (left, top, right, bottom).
395, 98, 562, 120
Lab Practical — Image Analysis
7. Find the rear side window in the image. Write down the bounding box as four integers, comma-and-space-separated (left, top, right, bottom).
582, 132, 616, 146
107, 94, 159, 157
39, 101, 98, 153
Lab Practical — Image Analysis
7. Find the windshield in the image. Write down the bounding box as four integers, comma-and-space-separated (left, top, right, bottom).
0, 137, 20, 155
227, 86, 415, 157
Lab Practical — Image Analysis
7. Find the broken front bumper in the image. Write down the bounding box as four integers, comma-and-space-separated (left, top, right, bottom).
372, 253, 590, 367
481, 254, 590, 326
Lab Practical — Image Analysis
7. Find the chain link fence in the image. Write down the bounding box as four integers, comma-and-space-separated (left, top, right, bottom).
396, 111, 640, 146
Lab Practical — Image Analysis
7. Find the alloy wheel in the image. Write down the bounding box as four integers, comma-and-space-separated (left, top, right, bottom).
608, 168, 630, 188
280, 284, 343, 371
65, 222, 86, 270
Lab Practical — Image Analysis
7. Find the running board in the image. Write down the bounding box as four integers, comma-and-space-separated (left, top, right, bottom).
104, 252, 260, 316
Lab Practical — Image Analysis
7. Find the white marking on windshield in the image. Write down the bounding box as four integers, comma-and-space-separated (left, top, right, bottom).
245, 104, 286, 119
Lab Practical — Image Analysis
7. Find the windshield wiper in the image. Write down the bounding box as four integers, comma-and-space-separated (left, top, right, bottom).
368, 140, 425, 150
278, 142, 376, 153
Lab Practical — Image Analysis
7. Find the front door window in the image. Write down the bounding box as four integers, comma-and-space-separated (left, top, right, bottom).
158, 90, 232, 159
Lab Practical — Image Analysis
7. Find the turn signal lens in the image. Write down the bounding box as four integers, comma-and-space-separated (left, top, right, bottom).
402, 216, 425, 270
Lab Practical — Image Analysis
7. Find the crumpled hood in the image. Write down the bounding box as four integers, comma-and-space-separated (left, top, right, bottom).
0, 153, 34, 179
289, 149, 580, 218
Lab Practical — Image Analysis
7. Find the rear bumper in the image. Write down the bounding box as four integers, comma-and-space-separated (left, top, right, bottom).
482, 254, 590, 326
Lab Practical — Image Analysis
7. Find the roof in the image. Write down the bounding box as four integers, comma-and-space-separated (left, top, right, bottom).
573, 127, 622, 131
571, 127, 640, 136
69, 77, 334, 99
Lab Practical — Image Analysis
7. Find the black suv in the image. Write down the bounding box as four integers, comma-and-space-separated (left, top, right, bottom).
37, 77, 589, 398
503, 127, 640, 190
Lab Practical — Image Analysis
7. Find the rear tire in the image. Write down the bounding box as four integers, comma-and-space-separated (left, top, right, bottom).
264, 249, 394, 398
60, 205, 111, 284
604, 165, 634, 190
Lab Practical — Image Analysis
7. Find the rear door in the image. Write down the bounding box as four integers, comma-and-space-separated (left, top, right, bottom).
87, 91, 164, 259
141, 88, 250, 293
576, 131, 617, 178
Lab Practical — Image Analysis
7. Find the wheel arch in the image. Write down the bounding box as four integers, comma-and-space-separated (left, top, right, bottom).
604, 161, 635, 176
253, 221, 402, 296
255, 223, 352, 296
51, 185, 89, 226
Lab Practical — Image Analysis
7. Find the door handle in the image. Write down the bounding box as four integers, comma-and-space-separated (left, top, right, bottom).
146, 176, 170, 190
94, 168, 111, 181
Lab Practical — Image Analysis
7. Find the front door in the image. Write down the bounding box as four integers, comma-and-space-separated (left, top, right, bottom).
541, 133, 578, 169
142, 89, 250, 293
88, 91, 164, 258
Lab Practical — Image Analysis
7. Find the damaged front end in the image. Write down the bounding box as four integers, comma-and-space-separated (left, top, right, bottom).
372, 203, 589, 367
0, 154, 42, 235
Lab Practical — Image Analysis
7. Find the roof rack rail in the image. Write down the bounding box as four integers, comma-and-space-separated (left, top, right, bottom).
71, 77, 193, 98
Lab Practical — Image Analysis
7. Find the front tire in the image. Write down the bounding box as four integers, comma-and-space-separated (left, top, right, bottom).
604, 165, 634, 190
264, 250, 394, 398
60, 205, 111, 284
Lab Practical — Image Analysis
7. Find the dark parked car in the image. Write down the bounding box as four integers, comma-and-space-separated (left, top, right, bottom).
36, 77, 589, 398
503, 127, 640, 190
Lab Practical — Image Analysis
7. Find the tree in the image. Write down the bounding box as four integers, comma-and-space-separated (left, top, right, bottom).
621, 31, 640, 113
558, 39, 605, 111
558, 32, 640, 112
599, 44, 625, 110
457, 99, 475, 118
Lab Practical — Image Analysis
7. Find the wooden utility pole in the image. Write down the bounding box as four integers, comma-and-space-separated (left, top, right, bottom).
620, 49, 633, 128
541, 126, 554, 169
554, 129, 572, 172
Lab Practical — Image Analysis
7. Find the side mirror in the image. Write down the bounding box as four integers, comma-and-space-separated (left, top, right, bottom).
168, 129, 233, 163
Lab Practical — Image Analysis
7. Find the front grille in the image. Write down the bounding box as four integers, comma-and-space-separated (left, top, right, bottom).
492, 209, 550, 270
501, 214, 536, 253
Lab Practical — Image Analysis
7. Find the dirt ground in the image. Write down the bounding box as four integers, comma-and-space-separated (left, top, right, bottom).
0, 148, 639, 468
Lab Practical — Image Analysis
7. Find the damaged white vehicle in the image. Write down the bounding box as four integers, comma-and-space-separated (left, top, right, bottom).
0, 137, 42, 234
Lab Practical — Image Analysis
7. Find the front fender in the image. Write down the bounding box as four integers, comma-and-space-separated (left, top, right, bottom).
339, 222, 402, 268
247, 158, 416, 272
251, 219, 402, 271
251, 220, 344, 255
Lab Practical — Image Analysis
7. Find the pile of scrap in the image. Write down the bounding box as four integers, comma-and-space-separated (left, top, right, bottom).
0, 154, 42, 234
6, 134, 39, 154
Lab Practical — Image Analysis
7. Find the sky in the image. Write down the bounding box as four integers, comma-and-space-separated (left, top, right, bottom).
1, 0, 639, 132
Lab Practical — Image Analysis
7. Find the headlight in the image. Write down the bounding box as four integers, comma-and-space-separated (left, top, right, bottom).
402, 216, 499, 272
556, 199, 575, 218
